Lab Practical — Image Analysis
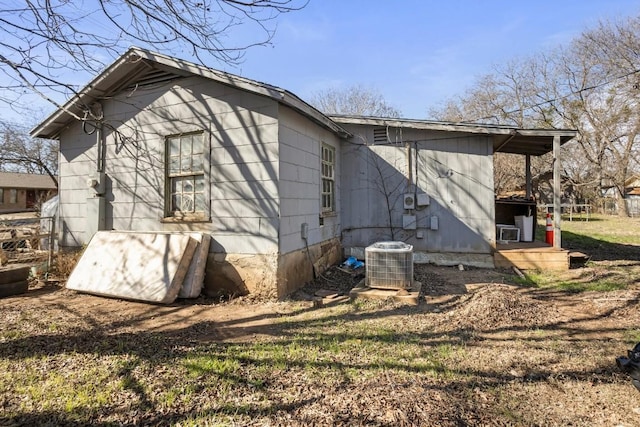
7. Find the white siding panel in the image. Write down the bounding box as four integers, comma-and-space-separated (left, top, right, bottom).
57, 75, 280, 253
278, 105, 342, 255
340, 124, 494, 254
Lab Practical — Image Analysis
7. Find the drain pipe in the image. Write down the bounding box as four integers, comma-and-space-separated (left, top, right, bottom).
84, 102, 106, 241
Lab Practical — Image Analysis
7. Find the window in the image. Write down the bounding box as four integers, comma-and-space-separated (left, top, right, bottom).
0, 188, 3, 204
8, 189, 17, 204
166, 132, 206, 218
321, 143, 335, 214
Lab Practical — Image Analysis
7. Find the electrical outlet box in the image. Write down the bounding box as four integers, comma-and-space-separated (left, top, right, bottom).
430, 215, 439, 230
301, 223, 309, 239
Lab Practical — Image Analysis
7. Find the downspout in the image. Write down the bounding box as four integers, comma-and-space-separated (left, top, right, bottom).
406, 142, 413, 192
84, 102, 106, 240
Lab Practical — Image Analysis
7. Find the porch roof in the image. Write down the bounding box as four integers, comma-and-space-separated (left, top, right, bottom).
329, 115, 576, 156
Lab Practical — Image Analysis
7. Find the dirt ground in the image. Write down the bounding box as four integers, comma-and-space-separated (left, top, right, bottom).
7, 265, 519, 341
3, 263, 640, 425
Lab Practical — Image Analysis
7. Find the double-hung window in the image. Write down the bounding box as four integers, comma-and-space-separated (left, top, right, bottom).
166, 132, 206, 219
321, 143, 335, 214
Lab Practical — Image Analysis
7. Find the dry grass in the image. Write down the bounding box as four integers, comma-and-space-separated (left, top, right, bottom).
50, 247, 84, 279
0, 215, 639, 425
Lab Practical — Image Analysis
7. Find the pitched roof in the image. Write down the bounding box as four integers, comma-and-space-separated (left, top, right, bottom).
0, 172, 57, 189
31, 47, 351, 140
30, 48, 576, 156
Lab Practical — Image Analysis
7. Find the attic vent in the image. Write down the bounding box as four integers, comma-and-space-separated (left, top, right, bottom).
373, 127, 388, 143
126, 69, 180, 89
365, 241, 413, 289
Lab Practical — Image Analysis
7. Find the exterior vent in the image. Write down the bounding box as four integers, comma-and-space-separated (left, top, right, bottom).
365, 241, 413, 289
373, 127, 388, 143
124, 69, 180, 90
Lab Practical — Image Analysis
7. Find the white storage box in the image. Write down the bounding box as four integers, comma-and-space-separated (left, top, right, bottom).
514, 215, 534, 242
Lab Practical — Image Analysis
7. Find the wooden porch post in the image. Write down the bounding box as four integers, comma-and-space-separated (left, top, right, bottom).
553, 135, 561, 249
525, 154, 532, 199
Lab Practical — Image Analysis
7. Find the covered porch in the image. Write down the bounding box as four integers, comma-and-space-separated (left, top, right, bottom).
491, 129, 576, 271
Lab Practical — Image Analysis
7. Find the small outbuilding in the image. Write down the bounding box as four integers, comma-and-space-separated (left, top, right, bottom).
31, 48, 576, 298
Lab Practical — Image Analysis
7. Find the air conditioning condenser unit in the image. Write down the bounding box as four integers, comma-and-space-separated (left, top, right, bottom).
365, 241, 413, 290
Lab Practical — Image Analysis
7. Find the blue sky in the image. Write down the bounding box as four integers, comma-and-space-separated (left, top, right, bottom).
227, 0, 640, 118
3, 0, 640, 124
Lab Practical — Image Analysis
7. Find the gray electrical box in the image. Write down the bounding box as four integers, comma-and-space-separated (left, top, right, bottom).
430, 215, 439, 231
402, 214, 417, 230
86, 196, 105, 241
417, 193, 430, 206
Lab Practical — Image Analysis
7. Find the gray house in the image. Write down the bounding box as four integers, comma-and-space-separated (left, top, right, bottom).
32, 48, 575, 298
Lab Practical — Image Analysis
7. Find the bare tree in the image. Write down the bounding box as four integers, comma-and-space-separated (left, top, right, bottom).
549, 17, 640, 215
430, 16, 640, 214
309, 84, 401, 117
0, 121, 58, 186
0, 0, 308, 115
429, 57, 556, 200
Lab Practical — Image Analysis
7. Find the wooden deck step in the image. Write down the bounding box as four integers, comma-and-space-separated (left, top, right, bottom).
495, 245, 570, 271
569, 251, 590, 267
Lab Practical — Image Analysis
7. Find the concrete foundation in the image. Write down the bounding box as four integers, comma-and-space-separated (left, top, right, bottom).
277, 238, 341, 297
204, 238, 342, 300
204, 253, 278, 299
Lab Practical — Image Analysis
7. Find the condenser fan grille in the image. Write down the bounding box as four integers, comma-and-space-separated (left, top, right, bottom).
365, 242, 413, 289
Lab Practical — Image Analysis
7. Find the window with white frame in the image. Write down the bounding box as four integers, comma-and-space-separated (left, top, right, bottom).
321, 143, 335, 214
8, 189, 17, 204
166, 132, 206, 218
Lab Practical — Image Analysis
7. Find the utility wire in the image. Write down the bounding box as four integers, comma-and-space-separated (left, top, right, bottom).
468, 67, 640, 124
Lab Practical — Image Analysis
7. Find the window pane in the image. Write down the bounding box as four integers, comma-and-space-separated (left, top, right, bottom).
183, 178, 194, 193
181, 194, 195, 212
169, 137, 180, 157
192, 155, 203, 172
169, 157, 180, 175
195, 193, 205, 212
195, 176, 205, 192
181, 156, 191, 173
183, 135, 193, 156
192, 134, 203, 154
171, 177, 182, 193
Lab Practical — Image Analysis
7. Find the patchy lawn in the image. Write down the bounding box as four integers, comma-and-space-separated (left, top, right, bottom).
1, 215, 640, 426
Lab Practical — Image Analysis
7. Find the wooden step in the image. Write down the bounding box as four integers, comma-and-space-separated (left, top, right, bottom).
495, 249, 569, 270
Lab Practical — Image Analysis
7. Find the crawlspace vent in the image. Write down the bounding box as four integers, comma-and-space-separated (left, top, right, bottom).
365, 241, 413, 289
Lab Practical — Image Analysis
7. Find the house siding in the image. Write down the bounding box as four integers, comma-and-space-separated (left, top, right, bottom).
340, 124, 495, 266
58, 75, 282, 296
276, 105, 343, 295
58, 121, 99, 246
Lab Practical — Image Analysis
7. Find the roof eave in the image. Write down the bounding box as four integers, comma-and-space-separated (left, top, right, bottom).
32, 47, 351, 140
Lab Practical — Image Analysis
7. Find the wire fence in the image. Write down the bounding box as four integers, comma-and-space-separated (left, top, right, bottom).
0, 216, 54, 277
